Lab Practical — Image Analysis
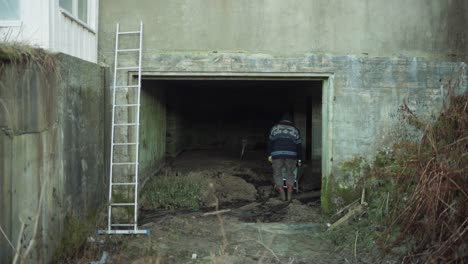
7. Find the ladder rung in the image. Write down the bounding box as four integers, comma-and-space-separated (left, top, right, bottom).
115, 85, 139, 88
113, 142, 137, 146
118, 31, 140, 35
111, 224, 136, 227
116, 67, 139, 70
111, 203, 135, 206
114, 104, 139, 107
111, 182, 136, 186
97, 229, 150, 235
117, 48, 140, 52
112, 162, 137, 165
114, 123, 139, 126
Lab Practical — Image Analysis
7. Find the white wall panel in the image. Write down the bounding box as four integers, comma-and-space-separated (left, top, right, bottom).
0, 0, 98, 63
0, 0, 49, 47
52, 0, 98, 62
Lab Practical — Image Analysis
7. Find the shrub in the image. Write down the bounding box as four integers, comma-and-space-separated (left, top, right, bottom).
373, 75, 467, 263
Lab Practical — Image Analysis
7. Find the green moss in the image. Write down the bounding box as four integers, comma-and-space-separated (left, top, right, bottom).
53, 212, 96, 262
335, 186, 361, 205
322, 175, 360, 214
112, 190, 135, 217
341, 156, 370, 178
322, 156, 371, 214
320, 175, 331, 214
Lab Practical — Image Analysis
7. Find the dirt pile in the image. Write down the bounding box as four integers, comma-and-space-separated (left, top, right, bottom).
227, 165, 272, 185
202, 172, 258, 206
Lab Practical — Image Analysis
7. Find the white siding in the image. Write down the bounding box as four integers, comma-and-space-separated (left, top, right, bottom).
50, 0, 98, 62
0, 0, 98, 63
0, 0, 50, 47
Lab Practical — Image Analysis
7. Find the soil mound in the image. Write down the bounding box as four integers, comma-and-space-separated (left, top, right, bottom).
201, 172, 257, 206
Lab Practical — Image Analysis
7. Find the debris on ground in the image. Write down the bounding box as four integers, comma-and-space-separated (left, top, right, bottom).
64, 150, 394, 263
285, 200, 322, 223
328, 202, 367, 231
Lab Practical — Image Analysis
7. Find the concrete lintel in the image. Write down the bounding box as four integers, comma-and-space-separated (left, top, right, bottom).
139, 71, 334, 81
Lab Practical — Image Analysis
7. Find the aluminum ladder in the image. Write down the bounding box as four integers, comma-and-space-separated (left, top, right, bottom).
99, 22, 148, 235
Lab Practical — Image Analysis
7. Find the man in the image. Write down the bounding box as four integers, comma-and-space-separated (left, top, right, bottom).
268, 113, 302, 201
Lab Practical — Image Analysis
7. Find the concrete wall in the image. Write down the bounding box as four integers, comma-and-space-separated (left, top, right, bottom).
99, 0, 468, 60
311, 98, 322, 159
98, 0, 468, 212
166, 87, 187, 158
118, 53, 467, 213
0, 53, 107, 263
139, 82, 167, 182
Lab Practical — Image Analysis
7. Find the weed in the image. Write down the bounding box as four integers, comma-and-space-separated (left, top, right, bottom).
330, 70, 467, 263
366, 71, 468, 263
0, 42, 57, 76
53, 213, 95, 263
140, 172, 209, 210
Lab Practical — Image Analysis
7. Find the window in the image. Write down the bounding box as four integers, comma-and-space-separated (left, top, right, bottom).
78, 0, 87, 22
60, 0, 88, 24
0, 0, 20, 20
59, 0, 73, 13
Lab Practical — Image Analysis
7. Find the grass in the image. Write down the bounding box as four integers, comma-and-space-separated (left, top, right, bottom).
140, 172, 209, 210
53, 213, 95, 263
0, 43, 59, 117
0, 42, 56, 73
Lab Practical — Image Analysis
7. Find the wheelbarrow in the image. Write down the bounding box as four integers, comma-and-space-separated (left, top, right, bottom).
282, 163, 305, 193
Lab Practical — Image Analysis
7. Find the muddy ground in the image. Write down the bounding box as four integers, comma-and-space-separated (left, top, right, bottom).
73, 150, 392, 264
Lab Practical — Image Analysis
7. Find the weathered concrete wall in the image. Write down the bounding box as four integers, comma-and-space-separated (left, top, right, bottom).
112, 52, 467, 213
139, 82, 167, 182
0, 53, 107, 263
311, 97, 322, 159
166, 87, 187, 158
98, 0, 468, 212
99, 0, 468, 60
108, 82, 167, 190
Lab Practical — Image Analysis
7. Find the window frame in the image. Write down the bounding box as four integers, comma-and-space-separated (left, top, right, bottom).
59, 0, 96, 33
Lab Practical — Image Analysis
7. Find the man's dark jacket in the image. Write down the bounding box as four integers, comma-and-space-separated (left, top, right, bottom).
268, 120, 302, 160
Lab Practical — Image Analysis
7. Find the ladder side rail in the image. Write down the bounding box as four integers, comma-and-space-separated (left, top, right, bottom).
133, 21, 144, 230
107, 22, 120, 232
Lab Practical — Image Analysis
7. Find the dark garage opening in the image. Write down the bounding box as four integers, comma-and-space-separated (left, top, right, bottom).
142, 79, 323, 196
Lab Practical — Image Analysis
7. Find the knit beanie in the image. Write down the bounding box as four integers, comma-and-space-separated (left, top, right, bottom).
281, 112, 293, 122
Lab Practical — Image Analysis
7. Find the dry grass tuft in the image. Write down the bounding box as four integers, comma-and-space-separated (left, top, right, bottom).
0, 42, 56, 72
140, 172, 209, 210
